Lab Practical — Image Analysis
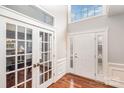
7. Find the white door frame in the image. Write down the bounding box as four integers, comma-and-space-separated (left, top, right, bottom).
67, 28, 108, 83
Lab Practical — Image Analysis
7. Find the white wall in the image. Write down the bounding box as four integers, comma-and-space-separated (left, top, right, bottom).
68, 14, 124, 64
42, 5, 67, 60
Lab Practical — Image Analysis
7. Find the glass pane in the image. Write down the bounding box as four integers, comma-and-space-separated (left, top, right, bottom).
18, 41, 25, 54
26, 55, 32, 67
88, 8, 94, 17
40, 64, 44, 73
45, 33, 48, 42
27, 28, 32, 40
4, 6, 54, 26
98, 35, 103, 57
45, 72, 48, 81
97, 35, 103, 75
6, 23, 16, 39
82, 8, 88, 18
17, 69, 25, 84
17, 83, 25, 88
42, 43, 44, 52
49, 34, 52, 51
95, 5, 103, 15
98, 45, 102, 56
45, 43, 48, 52
6, 56, 15, 72
44, 53, 48, 61
17, 26, 25, 40
49, 62, 52, 70
45, 15, 53, 25
39, 32, 43, 41
49, 70, 52, 79
6, 50, 15, 56
17, 55, 25, 69
71, 5, 103, 22
27, 42, 32, 53
26, 80, 32, 88
40, 74, 44, 84
45, 63, 48, 72
40, 53, 43, 63
6, 40, 16, 55
6, 72, 15, 88
26, 68, 32, 80
98, 58, 103, 74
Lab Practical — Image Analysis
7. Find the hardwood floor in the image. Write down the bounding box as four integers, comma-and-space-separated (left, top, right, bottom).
48, 73, 113, 88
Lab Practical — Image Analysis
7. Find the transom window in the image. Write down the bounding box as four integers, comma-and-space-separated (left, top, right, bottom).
71, 5, 103, 22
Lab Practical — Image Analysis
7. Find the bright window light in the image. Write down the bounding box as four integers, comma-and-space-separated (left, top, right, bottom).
71, 5, 103, 22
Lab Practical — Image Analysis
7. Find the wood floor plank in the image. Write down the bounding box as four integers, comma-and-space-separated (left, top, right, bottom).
48, 73, 114, 88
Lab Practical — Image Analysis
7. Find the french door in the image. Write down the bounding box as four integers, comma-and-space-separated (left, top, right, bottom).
1, 17, 54, 88
36, 31, 54, 88
6, 23, 33, 88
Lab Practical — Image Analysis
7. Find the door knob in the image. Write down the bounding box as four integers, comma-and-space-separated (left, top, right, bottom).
75, 55, 78, 58
37, 63, 40, 67
33, 64, 37, 68
74, 53, 78, 58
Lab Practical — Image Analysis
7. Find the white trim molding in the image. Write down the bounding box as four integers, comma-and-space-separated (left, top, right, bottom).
108, 63, 124, 87
68, 27, 109, 36
54, 58, 66, 82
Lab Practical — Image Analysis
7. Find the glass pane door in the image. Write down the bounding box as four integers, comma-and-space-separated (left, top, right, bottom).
38, 31, 53, 87
96, 34, 104, 75
6, 23, 33, 88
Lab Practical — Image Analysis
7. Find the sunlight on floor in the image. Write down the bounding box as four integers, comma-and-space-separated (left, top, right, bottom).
69, 79, 74, 88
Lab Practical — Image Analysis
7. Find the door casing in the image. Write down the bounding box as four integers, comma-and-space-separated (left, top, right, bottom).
67, 28, 108, 83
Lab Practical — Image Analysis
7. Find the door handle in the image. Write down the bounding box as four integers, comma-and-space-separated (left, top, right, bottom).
33, 63, 40, 68
74, 53, 78, 58
37, 63, 40, 67
75, 55, 78, 58
33, 64, 37, 68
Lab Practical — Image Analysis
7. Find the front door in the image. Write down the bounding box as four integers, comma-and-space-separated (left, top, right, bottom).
73, 33, 96, 79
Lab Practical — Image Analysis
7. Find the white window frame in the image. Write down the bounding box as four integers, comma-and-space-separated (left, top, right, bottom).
68, 5, 107, 24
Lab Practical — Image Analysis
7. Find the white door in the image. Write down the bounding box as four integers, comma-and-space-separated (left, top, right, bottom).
0, 17, 54, 88
37, 31, 54, 88
5, 22, 34, 88
73, 33, 96, 79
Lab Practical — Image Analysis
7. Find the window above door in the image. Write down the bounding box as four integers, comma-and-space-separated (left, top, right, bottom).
3, 5, 54, 26
69, 5, 106, 23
